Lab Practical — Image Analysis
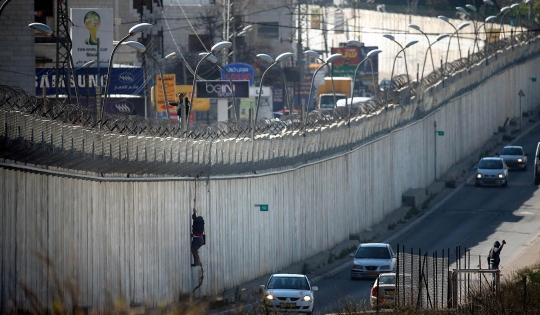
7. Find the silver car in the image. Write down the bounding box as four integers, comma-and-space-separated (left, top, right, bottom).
498, 145, 528, 171
350, 243, 396, 279
475, 157, 509, 187
261, 273, 318, 315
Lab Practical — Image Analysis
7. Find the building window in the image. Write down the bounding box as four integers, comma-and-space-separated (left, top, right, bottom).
258, 22, 279, 39
188, 34, 213, 52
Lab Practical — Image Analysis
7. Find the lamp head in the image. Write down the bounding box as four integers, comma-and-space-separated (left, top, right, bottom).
275, 52, 294, 62
347, 39, 363, 47
28, 23, 53, 36
465, 4, 477, 12
256, 53, 274, 63
408, 24, 421, 31
485, 15, 497, 23
128, 23, 152, 36
510, 3, 519, 9
458, 22, 471, 30
304, 50, 320, 59
242, 25, 253, 32
484, 0, 494, 6
367, 49, 382, 58
456, 7, 467, 14
526, 0, 532, 4
436, 34, 449, 42
211, 41, 232, 53
165, 52, 177, 60
82, 60, 97, 68
199, 52, 218, 64
123, 40, 146, 53
500, 6, 511, 13
405, 40, 419, 48
383, 34, 395, 41
325, 53, 342, 63
438, 15, 449, 23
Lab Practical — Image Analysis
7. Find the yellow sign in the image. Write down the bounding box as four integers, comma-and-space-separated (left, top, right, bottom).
154, 84, 210, 112
487, 28, 500, 44
311, 8, 321, 29
155, 74, 177, 111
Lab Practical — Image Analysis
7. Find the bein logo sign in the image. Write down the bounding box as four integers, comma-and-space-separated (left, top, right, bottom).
196, 80, 249, 98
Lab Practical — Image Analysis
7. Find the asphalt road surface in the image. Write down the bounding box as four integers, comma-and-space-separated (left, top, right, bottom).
314, 126, 540, 314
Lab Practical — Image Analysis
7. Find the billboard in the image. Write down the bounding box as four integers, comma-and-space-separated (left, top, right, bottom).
154, 74, 176, 111
70, 8, 114, 68
220, 63, 255, 86
152, 85, 210, 112
311, 8, 321, 29
36, 67, 144, 96
196, 80, 249, 98
330, 46, 379, 77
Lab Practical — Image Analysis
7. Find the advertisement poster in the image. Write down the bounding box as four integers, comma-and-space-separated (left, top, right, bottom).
239, 98, 255, 119
154, 74, 176, 111
70, 8, 114, 68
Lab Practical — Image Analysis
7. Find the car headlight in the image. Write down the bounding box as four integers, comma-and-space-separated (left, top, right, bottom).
302, 295, 312, 302
476, 173, 482, 179
498, 174, 504, 178
353, 264, 364, 269
380, 265, 391, 271
518, 158, 523, 162
265, 294, 275, 300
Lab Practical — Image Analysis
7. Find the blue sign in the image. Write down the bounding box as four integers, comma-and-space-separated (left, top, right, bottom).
220, 62, 255, 86
36, 67, 145, 96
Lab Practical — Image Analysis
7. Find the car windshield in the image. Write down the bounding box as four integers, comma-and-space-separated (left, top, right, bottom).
478, 159, 503, 169
500, 147, 523, 155
355, 246, 391, 259
267, 277, 310, 290
378, 275, 396, 285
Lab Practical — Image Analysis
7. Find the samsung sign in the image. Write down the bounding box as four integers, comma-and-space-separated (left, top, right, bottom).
196, 80, 249, 98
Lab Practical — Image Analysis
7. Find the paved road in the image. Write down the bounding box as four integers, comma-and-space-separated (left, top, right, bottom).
314, 126, 540, 314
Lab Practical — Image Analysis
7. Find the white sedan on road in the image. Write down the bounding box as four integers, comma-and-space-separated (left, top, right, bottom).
261, 273, 318, 315
498, 145, 528, 171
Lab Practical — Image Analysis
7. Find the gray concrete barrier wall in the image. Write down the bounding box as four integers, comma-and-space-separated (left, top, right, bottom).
2, 28, 540, 315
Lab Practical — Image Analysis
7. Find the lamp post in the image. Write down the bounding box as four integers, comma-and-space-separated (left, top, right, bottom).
29, 22, 81, 105
255, 52, 293, 121
346, 42, 381, 126
457, 6, 481, 54
408, 24, 437, 79
78, 60, 97, 108
304, 53, 342, 136
383, 34, 418, 89
123, 41, 176, 120
189, 41, 232, 132
304, 50, 339, 110
420, 34, 449, 82
517, 1, 532, 37
438, 16, 470, 63
484, 15, 497, 55
200, 52, 238, 123
101, 23, 152, 123
499, 6, 512, 40
231, 24, 252, 63
383, 36, 418, 110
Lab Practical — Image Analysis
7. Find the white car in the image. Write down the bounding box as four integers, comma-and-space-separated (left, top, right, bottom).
498, 145, 528, 171
261, 273, 318, 314
475, 157, 509, 187
350, 243, 396, 279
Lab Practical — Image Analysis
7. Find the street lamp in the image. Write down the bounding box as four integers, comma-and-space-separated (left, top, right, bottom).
200, 52, 238, 123
484, 15, 497, 55
231, 24, 252, 62
456, 7, 481, 54
499, 6, 512, 40
346, 41, 381, 126
189, 41, 232, 131
101, 23, 152, 122
517, 1, 533, 37
408, 24, 437, 79
123, 41, 176, 120
29, 22, 81, 105
383, 34, 418, 89
304, 53, 342, 135
78, 60, 97, 108
382, 35, 418, 110
304, 50, 340, 110
421, 34, 449, 81
255, 52, 293, 122
438, 16, 470, 63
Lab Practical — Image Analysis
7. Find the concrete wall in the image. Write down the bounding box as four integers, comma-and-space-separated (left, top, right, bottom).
2, 38, 540, 310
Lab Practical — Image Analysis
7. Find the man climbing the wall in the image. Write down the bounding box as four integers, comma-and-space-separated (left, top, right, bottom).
191, 208, 205, 267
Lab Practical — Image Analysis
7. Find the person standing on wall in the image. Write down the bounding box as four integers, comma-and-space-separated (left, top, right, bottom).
191, 208, 205, 267
488, 239, 506, 291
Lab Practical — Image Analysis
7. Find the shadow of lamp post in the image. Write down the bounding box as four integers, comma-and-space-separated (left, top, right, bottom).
123, 41, 176, 120
101, 23, 152, 124
29, 22, 81, 105
382, 35, 418, 111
